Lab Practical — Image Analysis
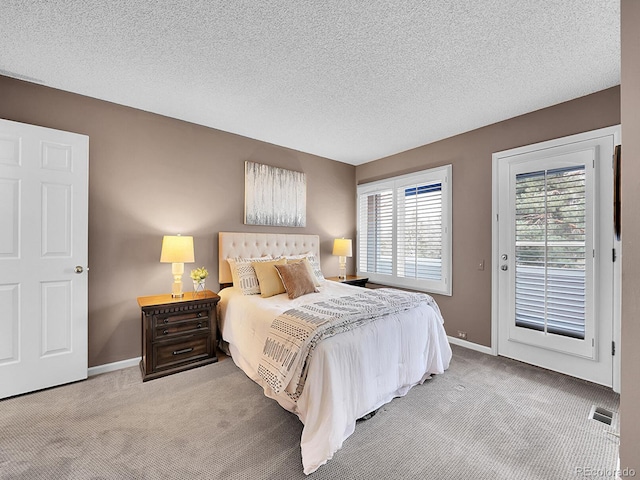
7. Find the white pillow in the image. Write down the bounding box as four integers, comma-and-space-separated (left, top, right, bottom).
305, 254, 325, 282
227, 256, 273, 295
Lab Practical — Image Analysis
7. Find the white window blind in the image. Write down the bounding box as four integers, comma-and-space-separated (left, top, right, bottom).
359, 188, 393, 275
357, 165, 452, 295
514, 165, 586, 339
397, 182, 443, 281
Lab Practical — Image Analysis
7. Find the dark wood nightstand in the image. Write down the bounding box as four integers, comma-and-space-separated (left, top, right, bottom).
137, 290, 220, 381
325, 275, 369, 288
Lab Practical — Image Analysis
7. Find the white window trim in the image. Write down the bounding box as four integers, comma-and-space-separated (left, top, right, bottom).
357, 164, 452, 296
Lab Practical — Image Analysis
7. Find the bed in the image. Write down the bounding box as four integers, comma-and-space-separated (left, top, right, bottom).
217, 232, 452, 474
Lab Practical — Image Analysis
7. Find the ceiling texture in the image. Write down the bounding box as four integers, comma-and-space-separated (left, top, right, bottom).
0, 1, 620, 165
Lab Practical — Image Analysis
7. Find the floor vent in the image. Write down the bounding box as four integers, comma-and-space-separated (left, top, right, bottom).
589, 405, 613, 425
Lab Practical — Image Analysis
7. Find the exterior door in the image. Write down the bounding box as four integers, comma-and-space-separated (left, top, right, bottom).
0, 119, 89, 399
494, 126, 619, 387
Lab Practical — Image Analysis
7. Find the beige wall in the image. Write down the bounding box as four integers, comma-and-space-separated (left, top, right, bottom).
620, 0, 640, 471
0, 76, 356, 367
356, 87, 621, 347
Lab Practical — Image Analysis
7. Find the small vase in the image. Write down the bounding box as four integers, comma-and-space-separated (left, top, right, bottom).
193, 280, 205, 296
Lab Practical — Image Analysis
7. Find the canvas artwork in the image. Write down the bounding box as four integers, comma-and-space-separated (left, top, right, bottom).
244, 161, 306, 227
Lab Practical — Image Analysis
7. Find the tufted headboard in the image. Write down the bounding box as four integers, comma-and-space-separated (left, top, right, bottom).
218, 232, 321, 286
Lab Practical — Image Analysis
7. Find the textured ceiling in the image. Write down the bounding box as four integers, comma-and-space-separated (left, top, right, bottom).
0, 1, 620, 165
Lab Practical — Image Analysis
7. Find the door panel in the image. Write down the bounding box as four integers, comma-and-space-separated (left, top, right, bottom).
0, 119, 88, 399
0, 133, 20, 165
507, 149, 595, 359
42, 182, 72, 256
0, 284, 19, 364
0, 178, 20, 257
41, 281, 73, 356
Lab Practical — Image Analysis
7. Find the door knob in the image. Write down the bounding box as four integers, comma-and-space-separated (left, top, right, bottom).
501, 265, 508, 271
74, 266, 84, 274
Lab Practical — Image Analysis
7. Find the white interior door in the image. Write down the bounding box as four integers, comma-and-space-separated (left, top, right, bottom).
0, 119, 89, 399
493, 126, 620, 388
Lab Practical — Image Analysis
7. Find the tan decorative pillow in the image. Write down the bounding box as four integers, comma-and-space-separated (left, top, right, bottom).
286, 257, 321, 286
274, 262, 318, 299
252, 258, 287, 298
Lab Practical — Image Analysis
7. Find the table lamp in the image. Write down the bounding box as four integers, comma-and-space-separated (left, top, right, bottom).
332, 238, 352, 280
160, 234, 195, 297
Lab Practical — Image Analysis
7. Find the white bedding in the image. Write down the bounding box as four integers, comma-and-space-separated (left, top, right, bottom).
218, 280, 452, 474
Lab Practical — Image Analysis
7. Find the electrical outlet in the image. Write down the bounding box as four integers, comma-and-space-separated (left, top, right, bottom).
457, 331, 467, 340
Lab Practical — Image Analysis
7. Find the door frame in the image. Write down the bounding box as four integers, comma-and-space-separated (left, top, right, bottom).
491, 125, 621, 393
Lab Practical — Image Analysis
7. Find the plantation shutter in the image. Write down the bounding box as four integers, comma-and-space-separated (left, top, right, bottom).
514, 165, 586, 339
358, 187, 393, 275
396, 182, 443, 281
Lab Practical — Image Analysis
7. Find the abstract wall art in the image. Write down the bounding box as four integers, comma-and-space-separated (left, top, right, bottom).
244, 161, 306, 227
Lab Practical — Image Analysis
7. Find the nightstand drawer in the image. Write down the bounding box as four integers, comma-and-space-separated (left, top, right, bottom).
154, 318, 209, 340
153, 309, 207, 327
153, 335, 212, 371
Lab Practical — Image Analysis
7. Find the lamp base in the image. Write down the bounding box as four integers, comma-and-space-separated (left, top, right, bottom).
171, 262, 185, 298
338, 256, 347, 280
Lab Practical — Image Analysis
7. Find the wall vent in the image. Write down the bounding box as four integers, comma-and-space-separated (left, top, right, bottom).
589, 405, 613, 425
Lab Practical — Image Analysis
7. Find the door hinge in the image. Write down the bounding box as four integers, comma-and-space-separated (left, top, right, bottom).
612, 341, 616, 356
613, 248, 617, 262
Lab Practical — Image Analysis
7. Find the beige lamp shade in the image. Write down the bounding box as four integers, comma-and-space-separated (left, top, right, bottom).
160, 235, 195, 263
332, 238, 352, 257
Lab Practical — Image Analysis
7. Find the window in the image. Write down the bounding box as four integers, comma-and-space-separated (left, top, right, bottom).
357, 165, 452, 295
514, 166, 587, 339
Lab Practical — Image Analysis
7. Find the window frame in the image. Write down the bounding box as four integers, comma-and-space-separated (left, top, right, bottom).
356, 164, 452, 296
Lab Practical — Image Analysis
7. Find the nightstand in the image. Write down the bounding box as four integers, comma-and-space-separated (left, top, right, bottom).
325, 275, 369, 288
137, 290, 220, 381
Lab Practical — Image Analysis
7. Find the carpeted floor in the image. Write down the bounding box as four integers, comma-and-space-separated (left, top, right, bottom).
0, 345, 620, 479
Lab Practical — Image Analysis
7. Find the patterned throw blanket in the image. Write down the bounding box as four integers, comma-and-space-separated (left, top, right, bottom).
257, 288, 441, 401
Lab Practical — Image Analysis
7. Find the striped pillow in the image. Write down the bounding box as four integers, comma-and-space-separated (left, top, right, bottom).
227, 256, 273, 295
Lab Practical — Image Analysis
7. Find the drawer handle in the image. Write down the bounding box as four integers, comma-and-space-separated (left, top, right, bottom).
197, 312, 203, 318
197, 323, 202, 329
163, 318, 169, 324
163, 329, 169, 335
173, 348, 194, 356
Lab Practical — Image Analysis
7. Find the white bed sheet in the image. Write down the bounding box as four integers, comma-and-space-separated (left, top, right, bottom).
218, 281, 452, 474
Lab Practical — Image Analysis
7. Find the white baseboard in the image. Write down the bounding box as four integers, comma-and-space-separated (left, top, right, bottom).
88, 357, 141, 377
447, 336, 494, 355
89, 341, 492, 377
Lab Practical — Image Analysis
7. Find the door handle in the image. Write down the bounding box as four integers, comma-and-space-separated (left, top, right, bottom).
74, 266, 84, 274
501, 265, 508, 271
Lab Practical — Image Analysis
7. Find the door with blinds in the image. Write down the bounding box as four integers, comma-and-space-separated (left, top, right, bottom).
495, 127, 619, 387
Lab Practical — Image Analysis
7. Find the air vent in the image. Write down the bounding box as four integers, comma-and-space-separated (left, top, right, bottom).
589, 405, 613, 425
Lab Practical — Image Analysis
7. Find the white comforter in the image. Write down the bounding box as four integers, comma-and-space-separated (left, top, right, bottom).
218, 281, 452, 474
